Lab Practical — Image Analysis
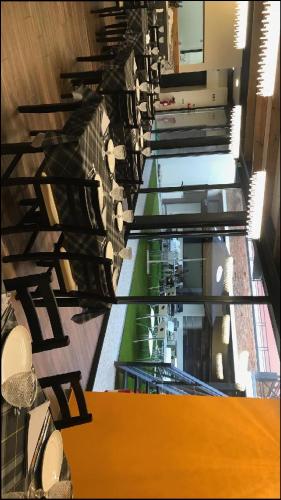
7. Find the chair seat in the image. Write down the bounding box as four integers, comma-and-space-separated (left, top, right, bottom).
59, 248, 78, 292
40, 172, 60, 225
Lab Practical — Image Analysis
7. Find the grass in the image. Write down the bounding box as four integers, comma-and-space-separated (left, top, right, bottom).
116, 160, 161, 389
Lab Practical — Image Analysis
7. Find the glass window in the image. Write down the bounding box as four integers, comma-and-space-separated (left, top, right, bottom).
179, 1, 204, 65
126, 235, 265, 298
118, 301, 280, 399
137, 188, 245, 216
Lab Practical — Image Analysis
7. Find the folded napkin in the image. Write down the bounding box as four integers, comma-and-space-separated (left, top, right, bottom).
27, 401, 50, 472
101, 112, 110, 136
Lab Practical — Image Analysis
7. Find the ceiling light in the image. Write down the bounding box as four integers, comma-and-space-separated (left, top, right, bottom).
246, 171, 266, 239
216, 266, 223, 283
235, 78, 240, 87
257, 1, 280, 96
224, 257, 234, 294
216, 353, 224, 380
234, 1, 249, 49
230, 105, 241, 159
222, 315, 231, 345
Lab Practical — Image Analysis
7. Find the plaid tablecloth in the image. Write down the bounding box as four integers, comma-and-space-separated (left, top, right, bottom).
99, 44, 136, 94
1, 306, 71, 495
126, 10, 149, 56
41, 95, 125, 322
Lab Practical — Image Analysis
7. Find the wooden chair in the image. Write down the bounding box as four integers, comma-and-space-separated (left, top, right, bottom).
38, 371, 92, 429
3, 272, 70, 353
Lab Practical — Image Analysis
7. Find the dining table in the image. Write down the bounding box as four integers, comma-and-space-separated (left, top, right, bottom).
1, 305, 71, 497
41, 93, 126, 323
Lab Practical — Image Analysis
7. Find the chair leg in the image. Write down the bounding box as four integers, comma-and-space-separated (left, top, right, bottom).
97, 28, 125, 36
1, 142, 45, 154
96, 35, 124, 43
76, 53, 115, 62
17, 102, 82, 113
29, 129, 62, 136
61, 70, 103, 83
104, 22, 127, 29
91, 6, 123, 14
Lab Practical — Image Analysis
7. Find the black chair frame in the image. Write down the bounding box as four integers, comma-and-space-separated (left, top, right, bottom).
2, 231, 117, 305
3, 272, 70, 353
39, 370, 92, 429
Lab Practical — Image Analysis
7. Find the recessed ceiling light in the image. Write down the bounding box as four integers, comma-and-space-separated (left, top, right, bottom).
216, 266, 223, 283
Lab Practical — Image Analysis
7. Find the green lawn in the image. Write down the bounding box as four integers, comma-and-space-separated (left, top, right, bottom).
116, 161, 161, 389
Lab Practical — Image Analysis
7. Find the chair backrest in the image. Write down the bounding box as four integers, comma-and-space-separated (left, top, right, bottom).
3, 272, 70, 353
33, 174, 106, 234
50, 235, 116, 301
38, 371, 92, 429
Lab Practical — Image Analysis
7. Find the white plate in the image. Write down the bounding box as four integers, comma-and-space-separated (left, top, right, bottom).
139, 127, 144, 148
133, 57, 138, 73
1, 325, 32, 385
105, 241, 114, 271
135, 78, 140, 102
112, 268, 119, 291
116, 202, 123, 232
101, 111, 110, 136
101, 204, 107, 230
94, 174, 104, 213
137, 109, 142, 125
107, 139, 115, 173
41, 430, 63, 492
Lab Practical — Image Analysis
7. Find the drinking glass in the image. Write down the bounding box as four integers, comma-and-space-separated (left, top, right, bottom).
154, 86, 160, 94
27, 480, 73, 499
2, 369, 37, 410
137, 101, 148, 112
142, 147, 151, 157
140, 131, 151, 141
114, 145, 126, 160
158, 26, 165, 33
159, 37, 164, 44
151, 62, 158, 71
115, 247, 133, 260
122, 210, 134, 223
110, 186, 124, 201
151, 47, 159, 56
137, 81, 149, 92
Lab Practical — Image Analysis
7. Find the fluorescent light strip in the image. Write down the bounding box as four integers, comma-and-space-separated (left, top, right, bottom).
234, 1, 249, 49
223, 257, 234, 294
230, 105, 242, 159
222, 315, 231, 345
246, 171, 266, 239
257, 1, 280, 97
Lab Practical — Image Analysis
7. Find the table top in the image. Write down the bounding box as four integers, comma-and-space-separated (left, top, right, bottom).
99, 44, 136, 93
1, 306, 71, 495
42, 95, 126, 323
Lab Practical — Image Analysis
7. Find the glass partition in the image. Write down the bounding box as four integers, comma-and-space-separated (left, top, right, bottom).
118, 300, 280, 399
126, 235, 264, 298
154, 108, 227, 130
138, 187, 245, 216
